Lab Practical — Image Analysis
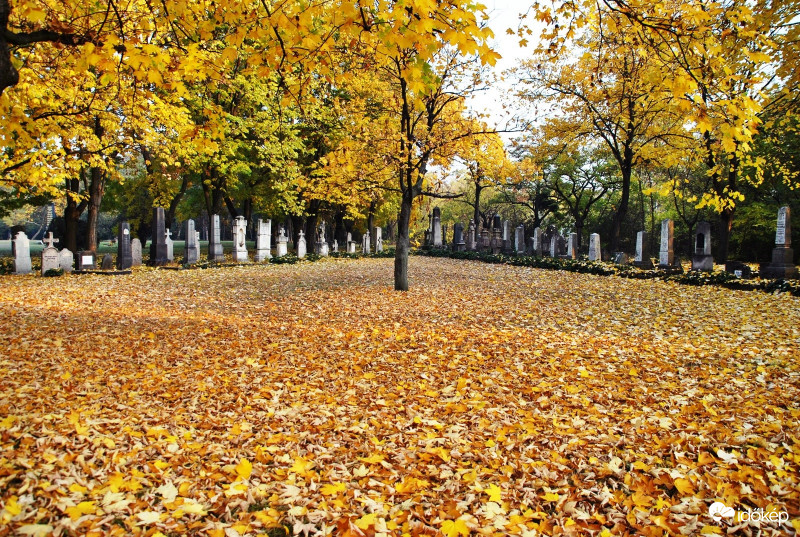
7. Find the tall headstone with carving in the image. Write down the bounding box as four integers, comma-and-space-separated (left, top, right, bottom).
297, 230, 306, 258
149, 207, 169, 266
194, 231, 201, 261
162, 231, 172, 263
453, 223, 465, 252
316, 222, 329, 256
184, 220, 198, 265
13, 232, 31, 275
633, 231, 653, 269
40, 232, 60, 275
362, 230, 371, 254
658, 219, 675, 268
761, 206, 798, 279
255, 219, 272, 261
117, 223, 132, 269
567, 233, 578, 259
514, 225, 525, 255
502, 221, 512, 253
276, 226, 288, 257
588, 233, 601, 261
532, 227, 542, 256
691, 221, 714, 272
432, 207, 442, 247
232, 216, 248, 262
375, 227, 383, 253
208, 214, 223, 261
467, 220, 477, 251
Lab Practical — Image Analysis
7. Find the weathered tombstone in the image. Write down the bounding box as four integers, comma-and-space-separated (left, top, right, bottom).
432, 207, 442, 247
588, 233, 601, 262
347, 232, 356, 254
467, 220, 477, 251
362, 230, 371, 254
117, 223, 132, 269
332, 239, 339, 253
491, 215, 503, 254
77, 251, 97, 270
761, 206, 798, 279
316, 222, 329, 256
549, 235, 557, 258
232, 216, 248, 262
149, 207, 169, 266
101, 254, 114, 270
514, 225, 525, 255
208, 214, 223, 261
297, 230, 306, 258
12, 231, 32, 275
658, 219, 675, 268
453, 223, 466, 252
613, 252, 628, 265
161, 232, 171, 263
633, 231, 653, 269
502, 221, 513, 253
276, 226, 288, 257
40, 233, 60, 275
691, 221, 714, 272
184, 220, 198, 265
255, 219, 272, 262
375, 227, 383, 253
59, 249, 74, 273
532, 227, 542, 256
567, 233, 578, 259
194, 231, 201, 261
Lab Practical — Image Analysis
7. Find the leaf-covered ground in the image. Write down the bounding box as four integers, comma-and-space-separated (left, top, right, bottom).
1, 257, 799, 537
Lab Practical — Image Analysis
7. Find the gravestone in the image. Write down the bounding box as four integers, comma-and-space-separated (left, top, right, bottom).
332, 240, 339, 253
276, 226, 288, 257
467, 220, 477, 251
316, 222, 329, 256
255, 219, 272, 262
588, 233, 601, 262
550, 235, 557, 258
725, 261, 753, 279
40, 233, 60, 275
633, 231, 653, 269
347, 232, 356, 254
480, 228, 491, 252
761, 206, 798, 279
514, 225, 525, 255
491, 215, 503, 254
101, 254, 113, 270
77, 251, 96, 270
658, 219, 675, 268
432, 207, 442, 247
375, 227, 383, 253
232, 216, 248, 262
162, 232, 171, 263
208, 214, 223, 261
149, 207, 169, 266
117, 223, 133, 269
453, 223, 466, 252
297, 230, 306, 258
194, 231, 201, 261
13, 231, 31, 274
691, 221, 714, 272
532, 227, 542, 256
567, 233, 578, 259
502, 221, 512, 253
131, 238, 143, 266
362, 230, 371, 254
184, 220, 198, 265
59, 249, 74, 273
613, 252, 628, 265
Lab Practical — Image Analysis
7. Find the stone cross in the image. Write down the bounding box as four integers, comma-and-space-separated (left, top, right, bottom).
163, 230, 172, 263
43, 232, 59, 249
276, 226, 288, 257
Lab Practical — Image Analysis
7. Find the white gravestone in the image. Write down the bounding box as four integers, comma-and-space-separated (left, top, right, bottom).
13, 232, 32, 274
588, 233, 601, 262
255, 219, 272, 261
297, 230, 306, 258
131, 237, 143, 266
162, 231, 172, 263
375, 227, 383, 253
59, 249, 74, 273
276, 226, 288, 257
659, 219, 674, 267
40, 233, 60, 275
233, 216, 248, 262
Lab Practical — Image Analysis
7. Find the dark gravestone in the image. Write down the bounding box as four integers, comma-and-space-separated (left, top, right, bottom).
453, 223, 465, 252
761, 206, 798, 279
101, 254, 114, 270
149, 207, 169, 266
77, 251, 97, 270
117, 222, 133, 270
725, 261, 753, 279
691, 221, 714, 272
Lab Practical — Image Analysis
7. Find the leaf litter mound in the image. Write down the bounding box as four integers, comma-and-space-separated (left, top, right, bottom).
1, 257, 798, 537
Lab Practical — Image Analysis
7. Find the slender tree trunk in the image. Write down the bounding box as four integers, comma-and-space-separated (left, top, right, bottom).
394, 193, 412, 291
85, 117, 106, 252
718, 208, 734, 262
610, 162, 632, 252
64, 179, 83, 253
473, 183, 483, 231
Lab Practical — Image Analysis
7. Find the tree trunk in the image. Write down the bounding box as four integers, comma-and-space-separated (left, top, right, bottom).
85, 166, 105, 251
718, 208, 734, 262
610, 163, 632, 252
394, 194, 412, 291
473, 183, 483, 231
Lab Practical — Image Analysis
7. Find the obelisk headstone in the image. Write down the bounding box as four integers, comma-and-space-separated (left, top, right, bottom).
208, 214, 223, 261
184, 219, 198, 265
117, 223, 132, 270
588, 233, 601, 262
255, 219, 272, 261
149, 207, 168, 266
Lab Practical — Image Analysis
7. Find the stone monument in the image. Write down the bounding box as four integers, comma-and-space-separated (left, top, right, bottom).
117, 223, 132, 269
633, 231, 653, 269
658, 219, 676, 268
255, 219, 272, 262
184, 220, 198, 265
13, 231, 31, 275
208, 214, 223, 261
232, 216, 248, 262
276, 226, 288, 257
588, 233, 601, 262
691, 221, 714, 272
149, 207, 169, 266
40, 232, 60, 275
297, 230, 306, 258
761, 206, 798, 279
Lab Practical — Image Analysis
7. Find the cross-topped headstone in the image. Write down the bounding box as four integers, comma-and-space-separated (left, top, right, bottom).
43, 232, 59, 249
40, 234, 60, 275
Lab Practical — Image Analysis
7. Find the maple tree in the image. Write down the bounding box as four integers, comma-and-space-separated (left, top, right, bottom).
1, 257, 799, 535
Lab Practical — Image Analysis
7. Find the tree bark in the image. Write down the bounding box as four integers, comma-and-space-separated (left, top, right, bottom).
84, 117, 106, 252
718, 208, 734, 262
394, 193, 412, 291
63, 176, 86, 253
610, 157, 632, 252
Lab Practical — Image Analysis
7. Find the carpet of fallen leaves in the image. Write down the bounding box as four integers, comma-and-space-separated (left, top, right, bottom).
1, 257, 799, 537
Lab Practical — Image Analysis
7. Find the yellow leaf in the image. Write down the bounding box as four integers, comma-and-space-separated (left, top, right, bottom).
355, 512, 377, 530
321, 482, 346, 496
441, 518, 470, 537
235, 458, 253, 480
485, 483, 502, 503
674, 478, 694, 495
701, 526, 722, 534
628, 368, 638, 377
542, 492, 560, 502
66, 501, 96, 520
359, 453, 384, 464
0, 416, 15, 429
289, 456, 314, 476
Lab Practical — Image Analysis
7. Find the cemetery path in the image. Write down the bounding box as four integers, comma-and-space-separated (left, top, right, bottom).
1, 257, 799, 536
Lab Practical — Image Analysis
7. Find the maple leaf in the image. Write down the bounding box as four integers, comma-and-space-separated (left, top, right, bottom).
234, 458, 253, 480
441, 518, 470, 537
